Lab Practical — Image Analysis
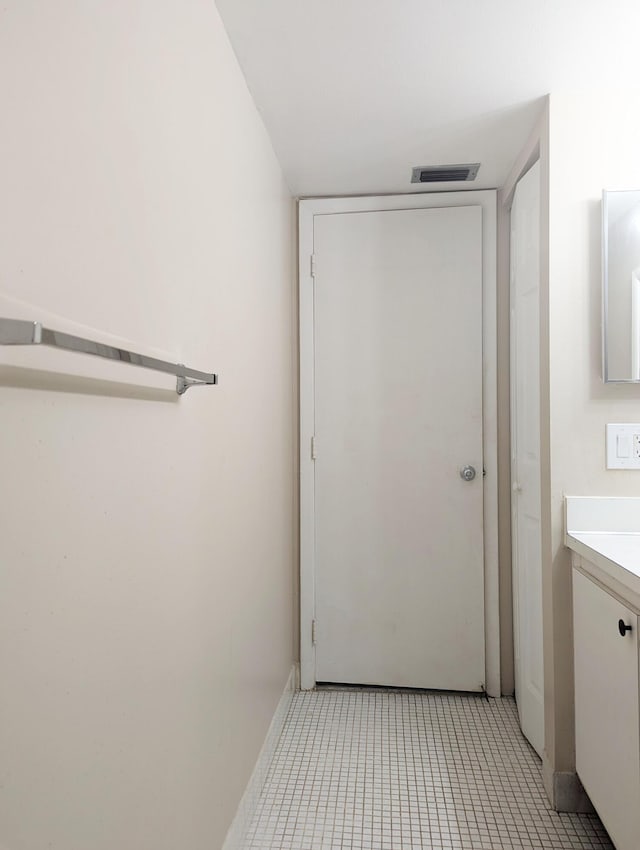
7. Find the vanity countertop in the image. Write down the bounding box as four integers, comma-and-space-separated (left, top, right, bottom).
565, 497, 640, 611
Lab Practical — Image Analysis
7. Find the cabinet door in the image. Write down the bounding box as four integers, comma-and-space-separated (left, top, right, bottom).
573, 569, 640, 850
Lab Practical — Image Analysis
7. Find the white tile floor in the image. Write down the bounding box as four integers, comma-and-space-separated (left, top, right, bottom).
245, 689, 613, 850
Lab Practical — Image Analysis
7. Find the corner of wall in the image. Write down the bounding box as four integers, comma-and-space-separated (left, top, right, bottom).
542, 756, 594, 814
222, 665, 298, 850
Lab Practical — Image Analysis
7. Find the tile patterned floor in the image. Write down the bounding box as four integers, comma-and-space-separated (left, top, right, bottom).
245, 689, 613, 850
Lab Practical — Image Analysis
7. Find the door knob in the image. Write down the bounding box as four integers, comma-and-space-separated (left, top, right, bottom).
513, 482, 522, 492
460, 465, 476, 482
618, 619, 632, 637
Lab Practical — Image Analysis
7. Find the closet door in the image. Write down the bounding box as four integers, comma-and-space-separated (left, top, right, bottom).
511, 160, 544, 756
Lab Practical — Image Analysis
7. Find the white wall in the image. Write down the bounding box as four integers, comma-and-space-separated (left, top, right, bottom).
0, 3, 295, 849
544, 90, 640, 798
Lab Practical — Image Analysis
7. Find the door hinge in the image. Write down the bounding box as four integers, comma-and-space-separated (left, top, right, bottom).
310, 254, 316, 278
311, 619, 317, 645
311, 435, 317, 460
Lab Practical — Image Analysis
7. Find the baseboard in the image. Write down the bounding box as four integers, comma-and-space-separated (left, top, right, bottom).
542, 756, 594, 813
221, 664, 298, 850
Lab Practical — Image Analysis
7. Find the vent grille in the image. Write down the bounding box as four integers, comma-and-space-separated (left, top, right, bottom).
411, 163, 480, 184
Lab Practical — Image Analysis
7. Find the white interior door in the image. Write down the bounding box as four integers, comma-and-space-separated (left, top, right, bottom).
313, 205, 485, 691
510, 160, 544, 757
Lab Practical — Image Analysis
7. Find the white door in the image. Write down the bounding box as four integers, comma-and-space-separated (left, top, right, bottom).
510, 160, 544, 756
573, 570, 640, 850
313, 205, 485, 691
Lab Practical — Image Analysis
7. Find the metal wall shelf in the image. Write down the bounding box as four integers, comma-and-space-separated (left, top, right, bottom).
0, 317, 217, 395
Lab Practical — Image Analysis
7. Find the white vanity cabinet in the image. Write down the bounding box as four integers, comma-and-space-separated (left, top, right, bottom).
573, 565, 640, 850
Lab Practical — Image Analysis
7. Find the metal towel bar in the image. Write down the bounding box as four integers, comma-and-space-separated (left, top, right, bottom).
0, 317, 217, 395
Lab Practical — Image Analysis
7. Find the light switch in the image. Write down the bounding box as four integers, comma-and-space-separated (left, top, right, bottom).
607, 424, 640, 469
617, 434, 631, 458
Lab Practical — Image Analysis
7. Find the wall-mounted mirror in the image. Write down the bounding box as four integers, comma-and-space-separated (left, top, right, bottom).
603, 189, 640, 382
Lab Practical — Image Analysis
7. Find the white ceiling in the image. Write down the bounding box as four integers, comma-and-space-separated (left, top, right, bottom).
215, 0, 640, 197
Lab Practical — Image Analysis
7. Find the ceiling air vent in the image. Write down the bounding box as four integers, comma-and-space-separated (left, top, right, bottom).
411, 163, 480, 184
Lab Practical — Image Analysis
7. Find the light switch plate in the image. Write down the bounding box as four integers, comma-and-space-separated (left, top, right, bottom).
606, 423, 640, 469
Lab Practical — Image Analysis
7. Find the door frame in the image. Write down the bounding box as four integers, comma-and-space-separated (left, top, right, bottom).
298, 191, 499, 696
